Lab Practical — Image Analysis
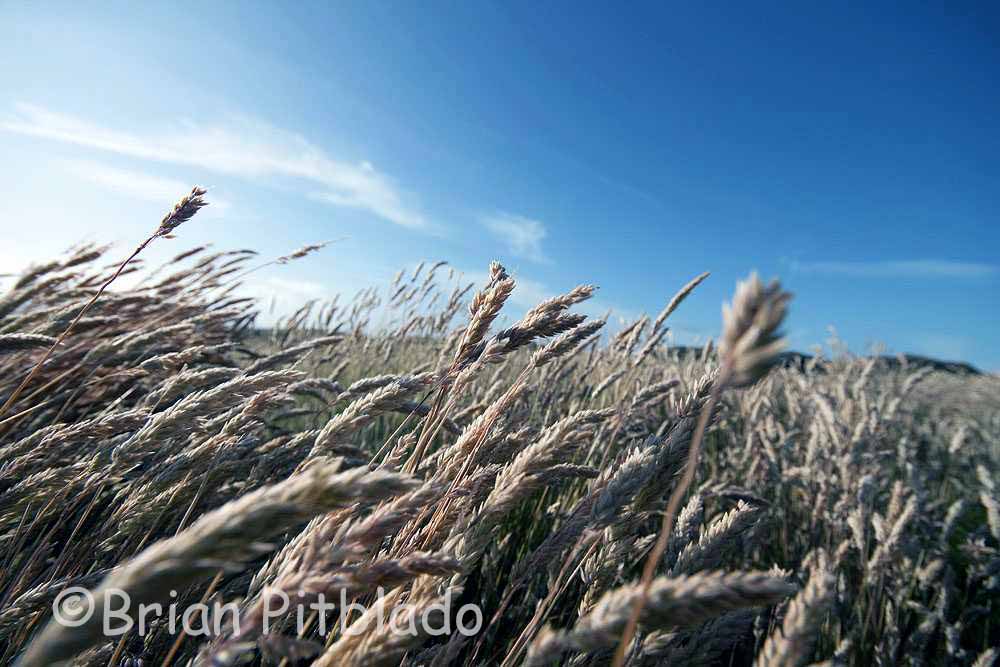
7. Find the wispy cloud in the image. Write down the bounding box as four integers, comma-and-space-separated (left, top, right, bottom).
241, 276, 331, 325
2, 102, 425, 228
58, 159, 230, 212
481, 212, 549, 264
788, 259, 997, 279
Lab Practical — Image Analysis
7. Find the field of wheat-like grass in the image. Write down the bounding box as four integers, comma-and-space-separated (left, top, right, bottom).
1, 192, 998, 666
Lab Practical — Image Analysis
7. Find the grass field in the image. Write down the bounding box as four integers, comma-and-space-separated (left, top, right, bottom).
1, 191, 998, 666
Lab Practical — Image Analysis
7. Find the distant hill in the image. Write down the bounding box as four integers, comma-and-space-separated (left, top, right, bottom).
666, 346, 982, 375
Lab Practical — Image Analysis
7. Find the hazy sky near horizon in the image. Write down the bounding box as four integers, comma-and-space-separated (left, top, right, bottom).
2, 2, 998, 368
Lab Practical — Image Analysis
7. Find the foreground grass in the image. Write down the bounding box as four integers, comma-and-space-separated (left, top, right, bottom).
0, 216, 997, 666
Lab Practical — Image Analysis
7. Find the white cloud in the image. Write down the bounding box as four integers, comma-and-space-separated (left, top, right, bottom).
239, 276, 332, 326
481, 212, 549, 263
2, 102, 424, 228
57, 159, 230, 213
788, 259, 996, 279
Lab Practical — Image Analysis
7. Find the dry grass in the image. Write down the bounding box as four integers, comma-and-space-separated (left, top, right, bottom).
0, 191, 998, 666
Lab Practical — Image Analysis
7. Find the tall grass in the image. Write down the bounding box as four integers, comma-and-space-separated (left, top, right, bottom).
1, 192, 997, 666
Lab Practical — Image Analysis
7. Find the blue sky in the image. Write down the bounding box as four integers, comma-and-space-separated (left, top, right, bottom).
1, 2, 998, 368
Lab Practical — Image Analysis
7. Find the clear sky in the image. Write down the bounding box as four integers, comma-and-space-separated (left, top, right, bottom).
1, 2, 998, 368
